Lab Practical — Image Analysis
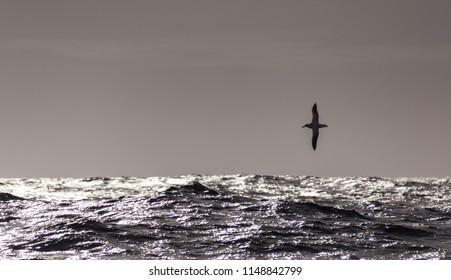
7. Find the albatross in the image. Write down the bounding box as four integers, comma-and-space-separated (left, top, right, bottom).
302, 103, 328, 150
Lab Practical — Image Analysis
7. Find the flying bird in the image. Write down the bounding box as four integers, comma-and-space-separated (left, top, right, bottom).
302, 103, 328, 150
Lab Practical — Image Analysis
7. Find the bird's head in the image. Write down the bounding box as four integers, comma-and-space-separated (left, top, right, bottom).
302, 124, 310, 128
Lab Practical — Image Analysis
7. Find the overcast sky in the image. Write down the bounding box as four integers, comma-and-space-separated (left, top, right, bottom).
1, 0, 450, 178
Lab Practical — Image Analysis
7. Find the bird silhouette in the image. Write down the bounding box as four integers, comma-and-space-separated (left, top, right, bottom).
302, 103, 328, 150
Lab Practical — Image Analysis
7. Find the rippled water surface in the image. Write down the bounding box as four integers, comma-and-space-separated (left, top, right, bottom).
1, 175, 451, 259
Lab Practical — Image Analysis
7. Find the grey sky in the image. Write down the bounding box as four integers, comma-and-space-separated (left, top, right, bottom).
1, 0, 450, 177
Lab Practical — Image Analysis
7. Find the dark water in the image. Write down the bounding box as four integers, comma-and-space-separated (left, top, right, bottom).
1, 174, 451, 259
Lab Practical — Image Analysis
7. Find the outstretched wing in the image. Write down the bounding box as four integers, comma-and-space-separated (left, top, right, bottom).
312, 103, 319, 123
312, 129, 319, 150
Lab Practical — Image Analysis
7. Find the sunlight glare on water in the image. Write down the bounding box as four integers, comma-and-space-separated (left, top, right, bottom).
1, 175, 451, 259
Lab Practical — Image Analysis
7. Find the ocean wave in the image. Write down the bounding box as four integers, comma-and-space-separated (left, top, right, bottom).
0, 192, 26, 201
1, 176, 451, 259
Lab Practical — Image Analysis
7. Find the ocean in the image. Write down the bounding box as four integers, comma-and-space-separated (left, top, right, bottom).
1, 174, 450, 259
